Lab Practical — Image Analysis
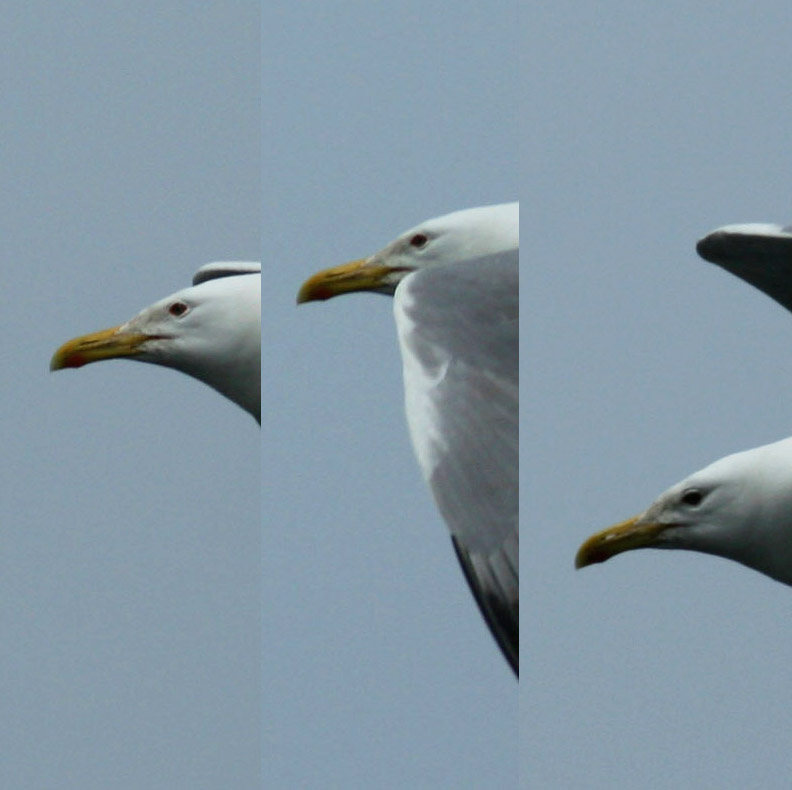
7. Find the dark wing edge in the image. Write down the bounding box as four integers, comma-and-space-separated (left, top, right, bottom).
193, 261, 262, 286
452, 535, 519, 676
697, 226, 792, 315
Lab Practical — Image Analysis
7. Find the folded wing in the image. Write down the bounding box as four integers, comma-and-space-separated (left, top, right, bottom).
394, 252, 519, 674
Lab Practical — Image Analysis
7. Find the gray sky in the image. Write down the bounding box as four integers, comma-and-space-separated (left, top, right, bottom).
528, 3, 792, 788
2, 4, 259, 789
263, 3, 517, 788
14, 3, 792, 789
4, 2, 517, 788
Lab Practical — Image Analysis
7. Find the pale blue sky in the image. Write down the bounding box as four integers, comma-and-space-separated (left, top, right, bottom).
4, 1, 517, 788
264, 3, 517, 787
8, 2, 792, 789
528, 3, 792, 788
2, 4, 259, 788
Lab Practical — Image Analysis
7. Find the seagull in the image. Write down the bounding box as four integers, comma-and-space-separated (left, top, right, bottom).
298, 203, 519, 675
576, 222, 792, 584
576, 436, 792, 584
51, 262, 261, 423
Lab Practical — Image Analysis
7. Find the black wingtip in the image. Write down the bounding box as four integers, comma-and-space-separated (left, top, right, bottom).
695, 231, 724, 264
452, 536, 519, 677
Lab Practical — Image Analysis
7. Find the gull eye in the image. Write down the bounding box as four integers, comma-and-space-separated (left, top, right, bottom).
409, 233, 429, 249
168, 301, 189, 317
681, 488, 703, 507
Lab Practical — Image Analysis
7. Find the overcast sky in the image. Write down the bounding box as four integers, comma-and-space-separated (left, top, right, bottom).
9, 2, 792, 789
4, 2, 517, 789
528, 3, 792, 788
2, 5, 259, 789
264, 3, 517, 788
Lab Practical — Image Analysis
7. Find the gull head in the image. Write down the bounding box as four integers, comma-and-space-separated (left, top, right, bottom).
51, 266, 261, 422
576, 437, 792, 586
297, 202, 518, 303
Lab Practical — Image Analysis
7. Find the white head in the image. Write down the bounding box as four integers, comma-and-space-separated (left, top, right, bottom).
51, 264, 261, 423
576, 437, 792, 585
297, 202, 518, 302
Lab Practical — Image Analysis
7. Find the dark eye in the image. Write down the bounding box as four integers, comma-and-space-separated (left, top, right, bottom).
409, 233, 429, 249
681, 489, 703, 507
169, 301, 188, 317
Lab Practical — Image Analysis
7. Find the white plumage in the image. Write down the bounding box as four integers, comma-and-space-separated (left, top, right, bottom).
577, 223, 792, 585
298, 203, 519, 674
51, 262, 261, 423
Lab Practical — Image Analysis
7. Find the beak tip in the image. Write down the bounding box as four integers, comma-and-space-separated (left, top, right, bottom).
296, 279, 331, 305
575, 532, 626, 570
50, 344, 88, 371
49, 350, 69, 372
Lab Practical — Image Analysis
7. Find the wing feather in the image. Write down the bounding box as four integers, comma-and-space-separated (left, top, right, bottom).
697, 224, 792, 313
193, 262, 261, 286
394, 252, 519, 674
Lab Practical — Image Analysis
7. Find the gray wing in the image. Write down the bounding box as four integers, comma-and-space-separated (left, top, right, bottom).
697, 224, 792, 313
393, 251, 518, 675
193, 262, 261, 286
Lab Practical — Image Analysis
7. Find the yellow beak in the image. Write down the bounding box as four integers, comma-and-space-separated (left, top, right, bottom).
50, 326, 151, 371
297, 258, 395, 303
575, 515, 668, 569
